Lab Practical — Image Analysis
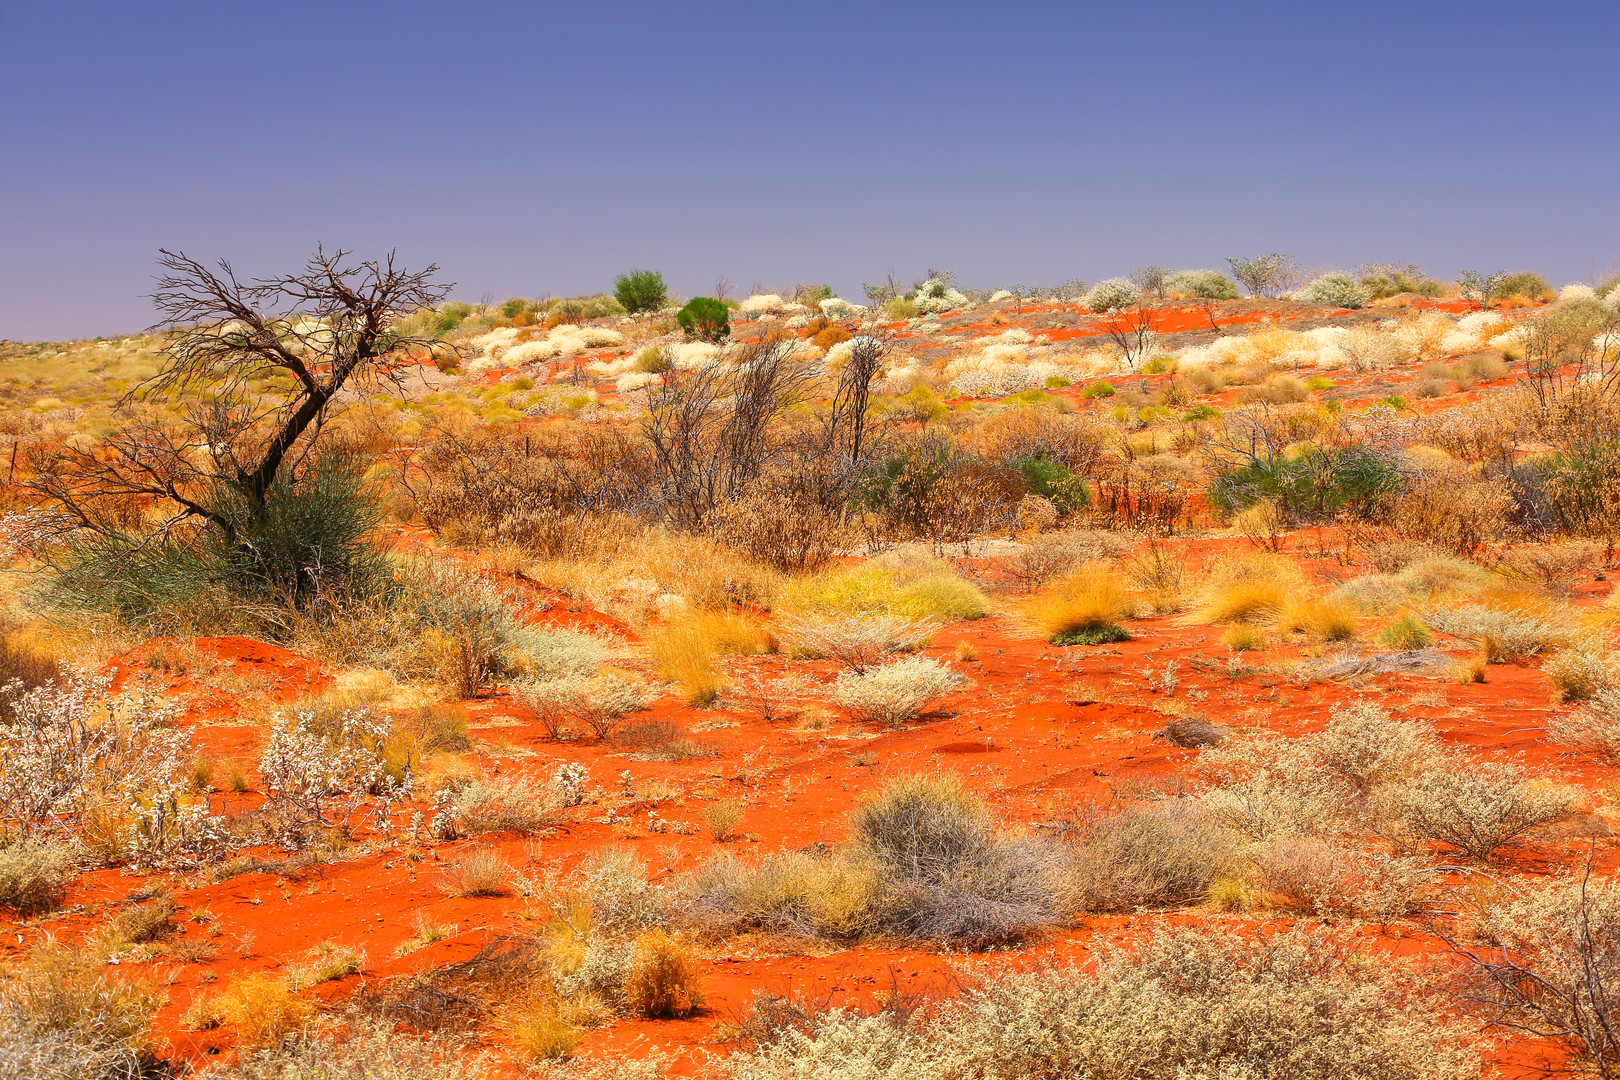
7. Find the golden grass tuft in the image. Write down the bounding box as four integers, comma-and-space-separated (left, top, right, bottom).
1222, 625, 1267, 652
778, 553, 990, 622
1279, 597, 1359, 642
647, 626, 724, 707
1190, 552, 1305, 626
1020, 563, 1130, 641
624, 929, 703, 1018
219, 974, 312, 1048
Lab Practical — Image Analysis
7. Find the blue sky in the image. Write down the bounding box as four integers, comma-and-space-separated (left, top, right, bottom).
2, 0, 1616, 340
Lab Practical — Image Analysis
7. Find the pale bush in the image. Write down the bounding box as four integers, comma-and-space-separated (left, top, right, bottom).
1308, 702, 1445, 795
260, 707, 406, 844
1294, 272, 1370, 308
778, 613, 938, 674
1424, 602, 1575, 661
739, 293, 784, 315
1068, 799, 1235, 910
214, 1017, 491, 1079
1549, 683, 1620, 761
1560, 283, 1599, 302
1381, 760, 1569, 861
831, 656, 964, 727
0, 673, 190, 834
1083, 277, 1140, 312
686, 851, 879, 940
0, 837, 75, 914
912, 278, 970, 314
1543, 646, 1619, 703
1249, 837, 1424, 921
1164, 269, 1237, 299
725, 925, 1478, 1080
582, 848, 673, 936
0, 945, 164, 1080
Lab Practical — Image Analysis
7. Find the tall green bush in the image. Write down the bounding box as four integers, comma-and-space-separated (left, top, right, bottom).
676, 297, 731, 342
613, 269, 668, 314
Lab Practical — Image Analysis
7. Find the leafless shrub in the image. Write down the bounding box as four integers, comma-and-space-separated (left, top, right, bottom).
1249, 837, 1425, 921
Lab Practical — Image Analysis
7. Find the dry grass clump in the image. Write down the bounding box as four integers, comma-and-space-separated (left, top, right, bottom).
1423, 596, 1581, 662
1190, 552, 1306, 626
646, 625, 725, 707
830, 657, 965, 727
440, 847, 512, 897
1543, 646, 1619, 704
1067, 799, 1236, 910
1005, 529, 1132, 589
1278, 595, 1360, 642
688, 775, 1061, 946
623, 929, 703, 1018
1019, 563, 1131, 644
219, 975, 314, 1048
214, 1017, 492, 1079
725, 925, 1477, 1080
1550, 684, 1620, 761
0, 944, 165, 1080
0, 837, 75, 914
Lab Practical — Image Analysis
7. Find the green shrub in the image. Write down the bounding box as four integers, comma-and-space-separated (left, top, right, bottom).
1079, 380, 1117, 399
1496, 271, 1552, 300
613, 268, 668, 314
55, 458, 388, 633
1181, 404, 1221, 422
1378, 613, 1434, 650
1208, 444, 1402, 524
1051, 622, 1130, 646
1014, 456, 1088, 513
1295, 273, 1370, 309
1357, 263, 1446, 299
676, 297, 731, 342
1164, 269, 1238, 299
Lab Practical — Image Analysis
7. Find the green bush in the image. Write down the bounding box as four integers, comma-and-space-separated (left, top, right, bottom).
1358, 264, 1445, 299
1014, 456, 1088, 513
1164, 269, 1238, 299
55, 459, 388, 633
613, 268, 668, 314
1496, 271, 1552, 300
1079, 380, 1117, 399
1052, 622, 1130, 646
676, 297, 731, 342
1209, 443, 1402, 524
1295, 273, 1370, 309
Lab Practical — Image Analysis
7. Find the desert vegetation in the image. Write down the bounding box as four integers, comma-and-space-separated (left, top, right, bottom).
1, 249, 1619, 1077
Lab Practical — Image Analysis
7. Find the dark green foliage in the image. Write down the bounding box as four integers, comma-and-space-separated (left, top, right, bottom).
55, 461, 388, 632
497, 297, 538, 319
1536, 440, 1620, 538
613, 269, 668, 314
676, 297, 731, 343
1208, 443, 1402, 524
1052, 622, 1130, 646
1015, 456, 1089, 513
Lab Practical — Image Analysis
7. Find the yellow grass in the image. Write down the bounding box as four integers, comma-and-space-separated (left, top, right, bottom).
1020, 564, 1130, 639
647, 625, 724, 707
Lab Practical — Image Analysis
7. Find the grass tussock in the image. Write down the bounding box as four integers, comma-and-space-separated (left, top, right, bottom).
0, 944, 165, 1080
777, 552, 990, 622
1019, 563, 1131, 644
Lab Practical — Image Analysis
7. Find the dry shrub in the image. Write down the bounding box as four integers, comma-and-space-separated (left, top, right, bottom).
216, 1017, 492, 1079
686, 852, 878, 940
967, 405, 1108, 473
445, 771, 563, 835
0, 944, 164, 1080
1248, 838, 1424, 921
1124, 536, 1190, 614
1390, 472, 1516, 558
579, 848, 673, 936
1550, 683, 1620, 761
1004, 529, 1123, 589
0, 837, 75, 914
219, 975, 313, 1049
725, 925, 1477, 1080
1381, 760, 1570, 862
710, 477, 854, 573
1067, 799, 1235, 910
0, 624, 63, 721
849, 774, 1063, 944
831, 657, 965, 727
1424, 598, 1578, 662
1544, 646, 1619, 703
1451, 872, 1620, 1078
1019, 563, 1130, 643
778, 613, 936, 673
440, 847, 511, 897
624, 929, 702, 1018
513, 672, 655, 741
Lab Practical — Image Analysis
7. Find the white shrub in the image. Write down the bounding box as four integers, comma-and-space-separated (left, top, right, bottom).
1380, 759, 1569, 861
986, 289, 1014, 302
1083, 277, 1140, 313
1560, 283, 1599, 302
832, 656, 964, 728
260, 708, 407, 843
739, 293, 784, 315
1294, 273, 1371, 309
818, 297, 864, 317
912, 278, 971, 314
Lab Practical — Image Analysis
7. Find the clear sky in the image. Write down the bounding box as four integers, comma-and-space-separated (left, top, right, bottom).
3, 0, 1617, 341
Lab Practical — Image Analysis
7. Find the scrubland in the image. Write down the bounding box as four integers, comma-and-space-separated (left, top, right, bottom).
2, 259, 1620, 1077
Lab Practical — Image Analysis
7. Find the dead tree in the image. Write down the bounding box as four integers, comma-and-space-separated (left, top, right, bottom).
28, 247, 454, 545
